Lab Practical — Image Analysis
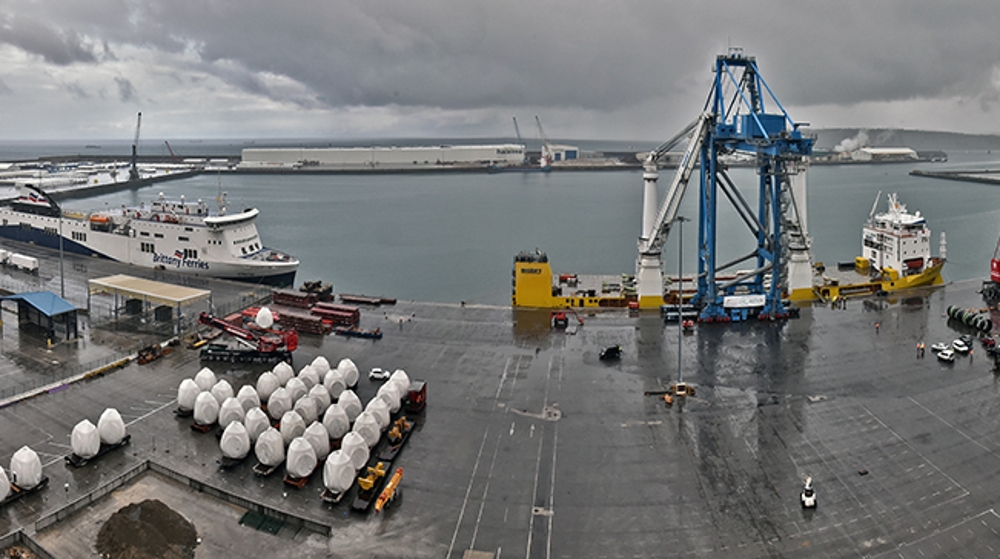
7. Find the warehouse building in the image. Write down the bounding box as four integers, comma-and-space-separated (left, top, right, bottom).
239, 144, 526, 170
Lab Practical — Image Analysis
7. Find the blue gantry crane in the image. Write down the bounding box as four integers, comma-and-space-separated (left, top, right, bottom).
636, 48, 814, 320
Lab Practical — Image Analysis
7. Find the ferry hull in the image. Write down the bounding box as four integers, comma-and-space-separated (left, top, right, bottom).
0, 193, 299, 287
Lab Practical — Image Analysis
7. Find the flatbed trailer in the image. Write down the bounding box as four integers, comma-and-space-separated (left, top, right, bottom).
65, 434, 131, 468
1, 476, 49, 507
199, 343, 293, 365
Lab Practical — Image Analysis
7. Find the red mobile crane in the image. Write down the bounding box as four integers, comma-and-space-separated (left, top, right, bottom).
197, 312, 298, 365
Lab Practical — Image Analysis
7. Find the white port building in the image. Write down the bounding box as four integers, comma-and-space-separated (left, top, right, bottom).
239, 145, 526, 170
850, 147, 918, 162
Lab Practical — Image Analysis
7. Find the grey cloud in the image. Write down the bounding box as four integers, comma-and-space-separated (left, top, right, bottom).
0, 14, 97, 65
115, 76, 136, 102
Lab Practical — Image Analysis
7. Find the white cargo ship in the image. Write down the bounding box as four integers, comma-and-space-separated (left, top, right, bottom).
0, 185, 298, 286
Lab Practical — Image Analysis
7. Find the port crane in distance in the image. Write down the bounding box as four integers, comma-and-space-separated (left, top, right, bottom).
128, 111, 142, 182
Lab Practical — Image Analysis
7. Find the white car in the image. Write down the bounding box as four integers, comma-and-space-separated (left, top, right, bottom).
930, 342, 949, 353
952, 340, 970, 353
368, 367, 390, 381
800, 477, 816, 508
937, 349, 956, 362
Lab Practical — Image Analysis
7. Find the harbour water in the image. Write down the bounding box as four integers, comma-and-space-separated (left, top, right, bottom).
11, 145, 1000, 305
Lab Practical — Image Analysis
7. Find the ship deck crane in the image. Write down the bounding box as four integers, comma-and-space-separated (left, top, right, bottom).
128, 112, 142, 182
637, 48, 814, 320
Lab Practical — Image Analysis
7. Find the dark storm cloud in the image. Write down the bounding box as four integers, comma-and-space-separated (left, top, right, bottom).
0, 14, 97, 65
0, 0, 998, 136
114, 76, 136, 102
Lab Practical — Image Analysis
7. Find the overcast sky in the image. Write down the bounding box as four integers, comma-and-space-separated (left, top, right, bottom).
0, 1, 997, 141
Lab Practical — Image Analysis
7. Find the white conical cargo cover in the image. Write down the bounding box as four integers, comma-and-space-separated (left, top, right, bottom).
255, 371, 280, 402
323, 450, 354, 493
303, 421, 331, 460
340, 432, 369, 470
311, 356, 331, 377
98, 408, 126, 445
267, 387, 292, 420
293, 396, 320, 424
0, 467, 8, 501
280, 411, 306, 445
365, 397, 390, 431
285, 377, 307, 403
308, 384, 331, 410
177, 379, 200, 411
323, 368, 346, 400
272, 361, 294, 386
297, 365, 319, 389
338, 390, 362, 422
377, 382, 403, 414
254, 427, 284, 467
244, 407, 270, 443
218, 397, 245, 429
322, 403, 350, 440
236, 385, 261, 412
210, 379, 234, 405
194, 367, 217, 391
338, 358, 359, 387
193, 391, 220, 426
220, 421, 251, 460
10, 446, 42, 490
255, 306, 274, 329
71, 419, 100, 459
352, 411, 380, 448
286, 437, 318, 479
389, 369, 411, 393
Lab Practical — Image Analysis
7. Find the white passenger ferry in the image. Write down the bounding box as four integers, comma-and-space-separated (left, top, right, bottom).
0, 185, 298, 286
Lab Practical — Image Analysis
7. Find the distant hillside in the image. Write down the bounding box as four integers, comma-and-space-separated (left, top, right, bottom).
806, 128, 1000, 152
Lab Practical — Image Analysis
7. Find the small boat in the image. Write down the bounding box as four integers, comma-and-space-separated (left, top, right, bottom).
334, 326, 383, 340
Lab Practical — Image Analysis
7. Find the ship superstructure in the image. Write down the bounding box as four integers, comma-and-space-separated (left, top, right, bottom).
0, 185, 298, 286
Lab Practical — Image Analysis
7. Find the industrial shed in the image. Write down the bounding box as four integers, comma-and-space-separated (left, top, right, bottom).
1, 291, 79, 342
87, 274, 212, 334
239, 144, 526, 169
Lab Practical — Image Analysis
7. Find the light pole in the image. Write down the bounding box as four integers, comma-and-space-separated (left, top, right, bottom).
675, 216, 688, 383
59, 210, 65, 298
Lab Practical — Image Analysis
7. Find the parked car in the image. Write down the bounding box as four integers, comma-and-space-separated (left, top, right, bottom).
368, 367, 390, 381
952, 340, 970, 354
959, 334, 974, 346
937, 349, 956, 362
599, 345, 622, 361
930, 342, 949, 353
981, 336, 996, 348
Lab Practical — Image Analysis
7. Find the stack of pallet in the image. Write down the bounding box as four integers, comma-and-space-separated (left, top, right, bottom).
271, 306, 331, 335
310, 302, 360, 327
271, 288, 318, 309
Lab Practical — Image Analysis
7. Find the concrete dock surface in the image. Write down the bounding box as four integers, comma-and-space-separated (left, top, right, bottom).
0, 256, 998, 557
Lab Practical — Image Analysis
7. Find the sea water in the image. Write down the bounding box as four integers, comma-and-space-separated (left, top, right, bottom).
28, 148, 1000, 305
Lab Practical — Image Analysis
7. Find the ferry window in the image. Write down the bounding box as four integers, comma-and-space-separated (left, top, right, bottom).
140, 242, 155, 253
154, 233, 163, 239
185, 227, 193, 232
241, 247, 247, 255
140, 231, 149, 237
184, 249, 198, 259
178, 236, 189, 242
